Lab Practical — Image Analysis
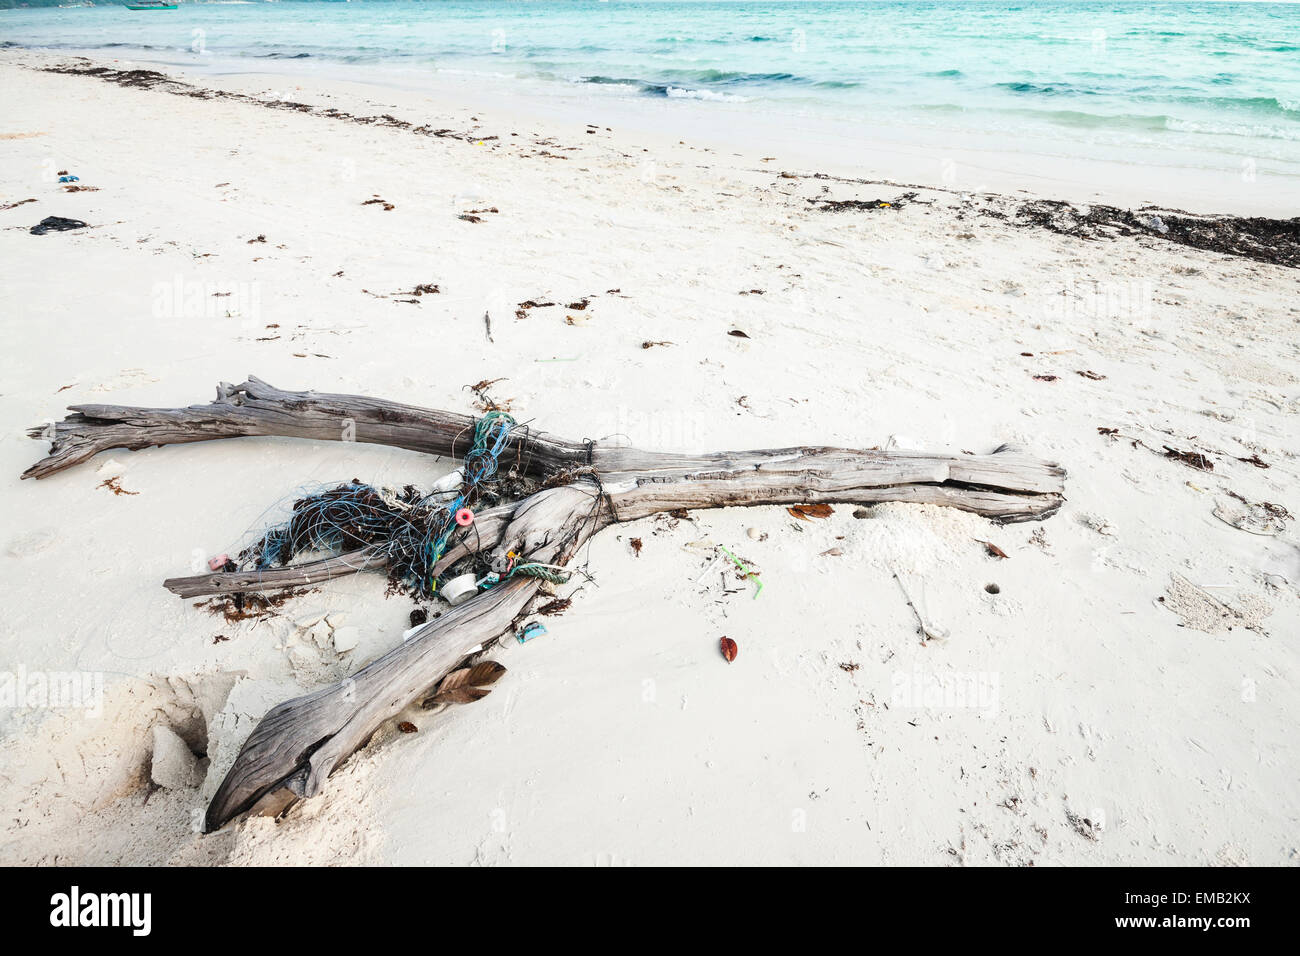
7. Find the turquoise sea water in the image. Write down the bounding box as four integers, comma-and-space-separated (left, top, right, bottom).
3, 2, 1299, 196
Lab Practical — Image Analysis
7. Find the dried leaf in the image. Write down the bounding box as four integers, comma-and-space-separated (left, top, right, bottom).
975, 539, 1009, 559
423, 687, 487, 708
629, 537, 643, 556
820, 547, 844, 557
1033, 374, 1058, 382
427, 686, 491, 706
727, 329, 751, 338
439, 661, 507, 693
1097, 427, 1119, 436
397, 721, 418, 733
787, 503, 833, 520
422, 660, 506, 708
719, 636, 738, 663
1075, 370, 1106, 380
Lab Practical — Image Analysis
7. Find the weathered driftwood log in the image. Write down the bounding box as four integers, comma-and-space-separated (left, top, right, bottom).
22, 375, 588, 481
24, 376, 1066, 831
207, 485, 603, 830
25, 377, 1063, 523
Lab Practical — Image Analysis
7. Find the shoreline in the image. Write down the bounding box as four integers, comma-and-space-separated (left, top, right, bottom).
6, 45, 1300, 219
1, 49, 1297, 866
15, 50, 1300, 269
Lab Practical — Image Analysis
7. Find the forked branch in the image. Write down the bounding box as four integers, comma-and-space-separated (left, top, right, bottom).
24, 376, 1066, 830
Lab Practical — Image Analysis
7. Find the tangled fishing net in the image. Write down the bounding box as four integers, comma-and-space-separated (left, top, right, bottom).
233, 412, 545, 598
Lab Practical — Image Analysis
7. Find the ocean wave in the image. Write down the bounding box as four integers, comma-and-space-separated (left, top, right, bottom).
599, 81, 750, 103
578, 76, 643, 87
1166, 117, 1300, 141
576, 70, 804, 97
993, 82, 1300, 120
659, 69, 803, 86
1150, 93, 1299, 118
661, 86, 748, 103
921, 102, 1300, 142
996, 81, 1098, 97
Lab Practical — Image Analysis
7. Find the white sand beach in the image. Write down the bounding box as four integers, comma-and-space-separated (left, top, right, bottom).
0, 50, 1297, 866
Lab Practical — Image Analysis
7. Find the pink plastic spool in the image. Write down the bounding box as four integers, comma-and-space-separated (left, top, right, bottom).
454, 508, 474, 527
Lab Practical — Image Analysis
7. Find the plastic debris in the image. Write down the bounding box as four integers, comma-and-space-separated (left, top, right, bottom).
439, 572, 479, 606
430, 468, 464, 494
718, 544, 763, 598
517, 622, 547, 643
1213, 498, 1289, 537
1143, 215, 1169, 234
30, 216, 88, 235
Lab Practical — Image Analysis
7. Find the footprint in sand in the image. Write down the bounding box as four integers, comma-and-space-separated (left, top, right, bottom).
7, 528, 58, 558
88, 369, 158, 394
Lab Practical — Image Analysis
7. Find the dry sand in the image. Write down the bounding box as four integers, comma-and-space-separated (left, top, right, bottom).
0, 51, 1297, 866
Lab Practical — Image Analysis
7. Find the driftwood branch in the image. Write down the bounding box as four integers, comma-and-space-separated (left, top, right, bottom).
24, 376, 1066, 831
23, 375, 588, 480
206, 484, 603, 830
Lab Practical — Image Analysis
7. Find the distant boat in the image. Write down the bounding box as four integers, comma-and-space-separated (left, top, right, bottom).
124, 1, 178, 9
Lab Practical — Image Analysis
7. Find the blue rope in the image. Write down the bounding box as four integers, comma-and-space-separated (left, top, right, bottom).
424, 411, 516, 588
238, 412, 518, 598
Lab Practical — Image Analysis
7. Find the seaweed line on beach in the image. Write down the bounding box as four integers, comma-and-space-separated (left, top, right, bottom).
782, 172, 1299, 269
39, 61, 508, 149
38, 59, 1300, 269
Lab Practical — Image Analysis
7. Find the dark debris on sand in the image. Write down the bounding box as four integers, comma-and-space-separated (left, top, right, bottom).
1006, 199, 1299, 269
42, 61, 494, 145
784, 168, 1297, 269
809, 191, 918, 212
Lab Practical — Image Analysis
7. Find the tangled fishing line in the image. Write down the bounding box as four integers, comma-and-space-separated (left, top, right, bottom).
232, 411, 564, 599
